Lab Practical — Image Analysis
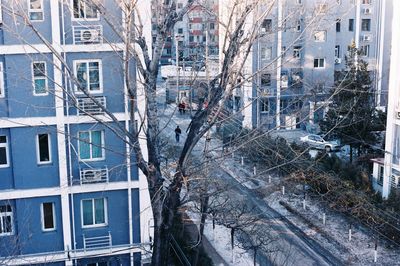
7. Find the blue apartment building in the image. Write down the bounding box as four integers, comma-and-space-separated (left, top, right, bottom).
0, 1, 153, 265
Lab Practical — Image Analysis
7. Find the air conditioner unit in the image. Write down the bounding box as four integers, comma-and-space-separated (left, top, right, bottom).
81, 169, 102, 182
363, 8, 372, 14
334, 57, 342, 64
80, 29, 100, 42
362, 35, 372, 42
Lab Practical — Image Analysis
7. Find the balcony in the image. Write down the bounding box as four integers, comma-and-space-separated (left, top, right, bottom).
73, 25, 103, 45
80, 167, 109, 185
83, 232, 112, 251
77, 96, 106, 116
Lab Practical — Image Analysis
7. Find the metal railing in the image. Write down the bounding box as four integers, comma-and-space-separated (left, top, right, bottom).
83, 232, 112, 251
77, 96, 106, 116
80, 167, 109, 184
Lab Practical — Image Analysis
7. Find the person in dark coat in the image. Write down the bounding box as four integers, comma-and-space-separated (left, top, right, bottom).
175, 126, 182, 143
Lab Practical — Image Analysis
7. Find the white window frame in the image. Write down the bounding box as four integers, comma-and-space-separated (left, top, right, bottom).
32, 61, 48, 96
77, 130, 105, 161
335, 45, 341, 58
361, 45, 370, 57
28, 0, 44, 21
41, 202, 56, 231
0, 62, 4, 98
293, 46, 301, 59
0, 204, 13, 236
36, 133, 52, 165
81, 198, 108, 228
314, 58, 325, 69
0, 135, 9, 168
71, 0, 100, 21
73, 59, 103, 94
313, 31, 327, 42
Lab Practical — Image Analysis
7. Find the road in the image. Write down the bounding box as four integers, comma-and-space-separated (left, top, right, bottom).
218, 165, 343, 266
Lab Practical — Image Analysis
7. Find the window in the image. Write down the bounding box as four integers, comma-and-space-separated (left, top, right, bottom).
0, 205, 13, 236
73, 0, 98, 19
293, 46, 302, 58
336, 19, 341, 32
178, 28, 183, 34
78, 130, 104, 160
189, 35, 194, 42
296, 0, 302, 4
37, 133, 51, 164
261, 19, 272, 32
378, 166, 384, 185
360, 45, 370, 57
349, 19, 354, 31
261, 47, 272, 60
29, 0, 44, 21
74, 60, 102, 93
313, 31, 326, 42
81, 198, 107, 227
0, 63, 4, 98
362, 0, 371, 4
87, 262, 108, 266
295, 20, 301, 32
313, 58, 325, 68
261, 73, 271, 86
361, 19, 371, 31
41, 202, 55, 231
281, 46, 286, 57
32, 62, 47, 95
210, 22, 215, 30
335, 45, 341, 58
0, 136, 9, 167
260, 100, 269, 113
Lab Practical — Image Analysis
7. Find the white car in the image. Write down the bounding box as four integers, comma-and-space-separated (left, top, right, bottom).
300, 134, 340, 152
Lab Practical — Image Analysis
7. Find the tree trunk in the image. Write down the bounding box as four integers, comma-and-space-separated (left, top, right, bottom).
253, 248, 257, 266
349, 145, 353, 163
193, 195, 210, 266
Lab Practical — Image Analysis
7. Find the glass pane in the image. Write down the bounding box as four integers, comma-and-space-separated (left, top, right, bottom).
33, 63, 45, 77
91, 131, 102, 158
43, 202, 54, 229
82, 200, 93, 226
0, 147, 7, 165
30, 12, 43, 20
88, 62, 100, 91
4, 216, 12, 233
79, 132, 90, 159
0, 136, 6, 143
38, 134, 50, 162
86, 2, 98, 18
94, 198, 105, 224
34, 79, 46, 94
77, 63, 88, 90
30, 0, 42, 9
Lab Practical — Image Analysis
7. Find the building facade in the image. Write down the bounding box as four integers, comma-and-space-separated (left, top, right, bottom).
0, 1, 153, 265
371, 0, 400, 198
250, 0, 392, 130
152, 0, 219, 65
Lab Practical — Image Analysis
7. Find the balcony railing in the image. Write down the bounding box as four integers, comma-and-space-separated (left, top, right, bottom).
77, 96, 106, 116
73, 25, 103, 45
80, 167, 109, 185
83, 232, 112, 251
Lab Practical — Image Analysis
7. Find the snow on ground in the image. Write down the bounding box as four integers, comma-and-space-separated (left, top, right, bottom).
186, 209, 255, 266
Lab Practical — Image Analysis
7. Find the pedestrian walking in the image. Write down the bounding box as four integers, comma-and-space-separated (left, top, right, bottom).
175, 125, 182, 143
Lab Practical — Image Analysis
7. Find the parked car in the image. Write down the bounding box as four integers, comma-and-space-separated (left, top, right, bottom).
300, 134, 341, 152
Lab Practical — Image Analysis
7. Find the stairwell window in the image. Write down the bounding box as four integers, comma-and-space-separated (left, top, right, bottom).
81, 198, 107, 227
313, 58, 325, 68
32, 62, 48, 95
36, 133, 51, 164
74, 60, 102, 93
361, 19, 371, 31
0, 205, 13, 236
29, 0, 44, 21
73, 0, 99, 20
78, 130, 104, 161
41, 202, 55, 231
0, 136, 9, 167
